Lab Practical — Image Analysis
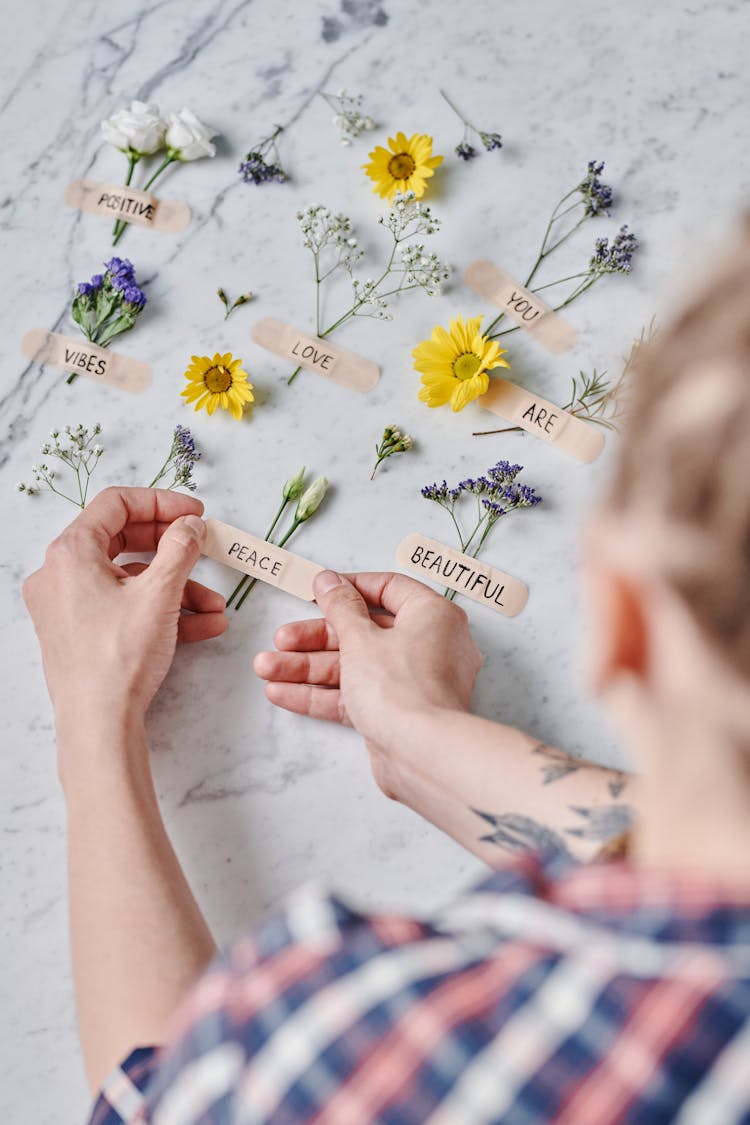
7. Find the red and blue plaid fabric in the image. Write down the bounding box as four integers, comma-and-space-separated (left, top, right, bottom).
89, 849, 750, 1124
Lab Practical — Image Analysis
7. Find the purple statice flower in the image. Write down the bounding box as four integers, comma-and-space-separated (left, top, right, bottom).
122, 282, 147, 308
479, 131, 503, 152
589, 225, 639, 275
481, 499, 506, 518
77, 272, 105, 297
171, 424, 200, 491
239, 152, 287, 185
455, 142, 478, 161
104, 257, 136, 282
421, 480, 450, 502
578, 160, 613, 218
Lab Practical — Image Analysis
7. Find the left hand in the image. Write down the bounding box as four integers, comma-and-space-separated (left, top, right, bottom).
23, 487, 227, 723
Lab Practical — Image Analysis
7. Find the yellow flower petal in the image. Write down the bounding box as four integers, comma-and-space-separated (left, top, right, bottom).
451, 372, 489, 412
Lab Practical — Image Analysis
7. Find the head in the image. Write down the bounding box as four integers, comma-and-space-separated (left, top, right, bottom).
586, 222, 750, 768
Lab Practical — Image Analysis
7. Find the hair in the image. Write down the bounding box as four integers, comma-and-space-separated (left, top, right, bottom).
608, 219, 750, 679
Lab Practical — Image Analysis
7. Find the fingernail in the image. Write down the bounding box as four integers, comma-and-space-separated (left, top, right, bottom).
314, 569, 343, 596
184, 514, 206, 539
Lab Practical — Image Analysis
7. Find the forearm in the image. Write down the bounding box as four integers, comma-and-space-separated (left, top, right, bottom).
58, 708, 216, 1094
387, 708, 635, 865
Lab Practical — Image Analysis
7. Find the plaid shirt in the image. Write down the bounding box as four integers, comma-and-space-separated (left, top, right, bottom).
88, 850, 750, 1124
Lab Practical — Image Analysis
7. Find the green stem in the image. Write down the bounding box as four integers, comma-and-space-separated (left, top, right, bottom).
112, 154, 140, 242
226, 497, 290, 608
234, 519, 301, 611
439, 88, 472, 129
111, 153, 177, 247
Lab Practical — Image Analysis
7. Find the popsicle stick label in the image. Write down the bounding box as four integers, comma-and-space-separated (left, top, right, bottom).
464, 260, 576, 354
202, 518, 324, 601
481, 378, 604, 463
21, 329, 151, 393
251, 317, 380, 393
65, 179, 191, 232
396, 533, 528, 617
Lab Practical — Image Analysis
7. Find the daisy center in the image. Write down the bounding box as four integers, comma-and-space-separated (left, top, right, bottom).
204, 364, 232, 393
388, 152, 416, 179
453, 353, 482, 381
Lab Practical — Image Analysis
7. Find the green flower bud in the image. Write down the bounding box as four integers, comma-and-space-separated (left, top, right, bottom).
283, 465, 306, 501
295, 475, 328, 521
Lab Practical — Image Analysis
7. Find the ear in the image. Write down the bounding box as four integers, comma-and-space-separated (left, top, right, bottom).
584, 553, 649, 697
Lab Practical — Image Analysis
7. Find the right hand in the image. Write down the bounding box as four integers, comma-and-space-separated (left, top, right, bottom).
253, 571, 483, 798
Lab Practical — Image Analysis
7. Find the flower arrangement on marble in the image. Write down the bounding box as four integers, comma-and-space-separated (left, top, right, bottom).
288, 192, 449, 385
370, 424, 413, 479
216, 287, 254, 320
473, 319, 657, 437
101, 100, 218, 245
439, 89, 502, 161
363, 133, 443, 201
68, 258, 147, 384
238, 126, 288, 185
182, 353, 255, 420
227, 469, 329, 611
16, 423, 200, 508
414, 315, 509, 412
482, 161, 639, 344
421, 461, 542, 599
321, 89, 376, 145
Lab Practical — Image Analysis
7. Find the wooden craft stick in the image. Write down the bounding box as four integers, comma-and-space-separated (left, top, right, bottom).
480, 378, 605, 463
465, 260, 576, 354
21, 329, 151, 393
202, 519, 324, 601
396, 533, 528, 617
251, 317, 380, 392
65, 179, 191, 232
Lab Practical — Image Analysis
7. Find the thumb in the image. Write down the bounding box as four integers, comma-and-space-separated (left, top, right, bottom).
144, 514, 205, 602
314, 570, 372, 641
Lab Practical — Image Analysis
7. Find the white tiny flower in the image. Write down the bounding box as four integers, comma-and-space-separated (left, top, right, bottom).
101, 100, 166, 156
165, 108, 218, 161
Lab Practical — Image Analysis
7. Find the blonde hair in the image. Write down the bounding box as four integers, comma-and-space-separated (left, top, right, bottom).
608, 223, 750, 678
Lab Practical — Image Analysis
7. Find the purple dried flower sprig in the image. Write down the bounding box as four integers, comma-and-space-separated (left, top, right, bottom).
68, 258, 148, 384
421, 461, 541, 598
482, 159, 639, 342
440, 89, 502, 162
239, 125, 288, 185
148, 424, 201, 491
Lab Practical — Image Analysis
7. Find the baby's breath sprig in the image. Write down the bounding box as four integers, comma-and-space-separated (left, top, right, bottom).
370, 424, 413, 479
321, 88, 376, 145
289, 191, 449, 385
472, 319, 657, 437
216, 287, 254, 319
439, 88, 502, 161
16, 424, 104, 508
483, 161, 638, 342
226, 468, 330, 611
238, 126, 288, 185
148, 424, 201, 491
421, 462, 542, 599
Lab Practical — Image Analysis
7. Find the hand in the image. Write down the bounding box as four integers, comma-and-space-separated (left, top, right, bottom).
253, 571, 483, 798
23, 487, 227, 724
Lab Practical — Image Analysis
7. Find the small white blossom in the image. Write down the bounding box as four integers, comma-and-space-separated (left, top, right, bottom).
322, 89, 377, 144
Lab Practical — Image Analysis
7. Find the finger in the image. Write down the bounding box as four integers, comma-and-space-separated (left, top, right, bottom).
71, 487, 204, 558
120, 561, 225, 613
140, 515, 205, 602
264, 681, 349, 725
273, 612, 393, 654
342, 571, 440, 616
177, 611, 228, 644
313, 572, 374, 644
253, 649, 341, 687
109, 520, 194, 560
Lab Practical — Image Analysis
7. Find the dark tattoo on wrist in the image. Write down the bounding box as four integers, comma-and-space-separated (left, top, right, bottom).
472, 802, 634, 855
472, 809, 573, 857
608, 773, 627, 799
531, 743, 584, 785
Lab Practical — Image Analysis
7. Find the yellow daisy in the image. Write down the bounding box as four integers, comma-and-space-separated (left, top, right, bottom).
414, 316, 510, 412
363, 132, 443, 202
181, 352, 254, 421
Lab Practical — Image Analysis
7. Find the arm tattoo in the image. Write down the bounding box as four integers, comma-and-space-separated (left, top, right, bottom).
608, 773, 627, 799
471, 808, 573, 858
531, 743, 584, 785
564, 803, 634, 841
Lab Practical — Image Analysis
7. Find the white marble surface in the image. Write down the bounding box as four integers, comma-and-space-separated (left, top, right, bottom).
1, 0, 748, 1118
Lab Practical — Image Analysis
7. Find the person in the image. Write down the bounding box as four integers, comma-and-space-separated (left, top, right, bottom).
23, 230, 750, 1125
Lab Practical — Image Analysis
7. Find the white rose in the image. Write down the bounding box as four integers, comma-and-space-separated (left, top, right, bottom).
165, 109, 218, 161
101, 100, 166, 156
